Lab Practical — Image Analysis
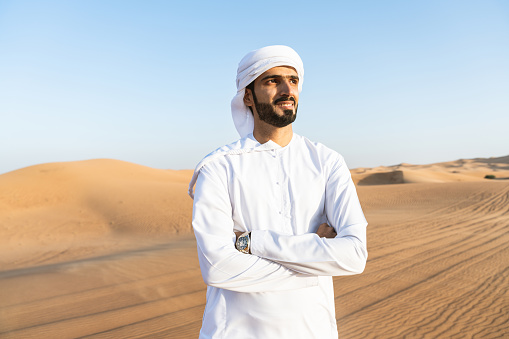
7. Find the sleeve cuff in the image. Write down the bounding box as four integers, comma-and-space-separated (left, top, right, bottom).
250, 229, 266, 257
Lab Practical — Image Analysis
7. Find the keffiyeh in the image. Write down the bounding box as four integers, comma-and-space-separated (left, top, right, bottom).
231, 45, 304, 138
189, 46, 305, 199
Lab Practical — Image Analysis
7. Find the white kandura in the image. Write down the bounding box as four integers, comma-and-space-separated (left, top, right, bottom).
192, 133, 368, 338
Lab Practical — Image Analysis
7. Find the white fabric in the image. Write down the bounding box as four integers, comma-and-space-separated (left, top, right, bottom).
188, 139, 277, 199
192, 133, 368, 339
231, 45, 304, 138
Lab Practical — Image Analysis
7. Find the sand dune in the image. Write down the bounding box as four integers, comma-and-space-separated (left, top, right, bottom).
0, 159, 193, 271
352, 155, 509, 185
1, 156, 508, 338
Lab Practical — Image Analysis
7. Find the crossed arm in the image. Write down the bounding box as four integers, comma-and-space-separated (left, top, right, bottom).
192, 158, 367, 293
234, 223, 337, 254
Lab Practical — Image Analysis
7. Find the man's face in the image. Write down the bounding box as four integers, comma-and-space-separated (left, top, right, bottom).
245, 66, 299, 128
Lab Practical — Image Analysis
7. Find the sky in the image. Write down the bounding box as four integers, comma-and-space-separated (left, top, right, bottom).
1, 0, 508, 174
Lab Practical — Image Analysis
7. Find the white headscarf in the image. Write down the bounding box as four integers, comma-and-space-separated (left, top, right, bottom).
231, 45, 304, 138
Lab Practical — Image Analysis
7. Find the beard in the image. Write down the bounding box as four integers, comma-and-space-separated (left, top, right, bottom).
253, 93, 298, 128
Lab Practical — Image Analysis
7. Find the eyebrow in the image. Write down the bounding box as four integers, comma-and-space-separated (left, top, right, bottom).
260, 74, 299, 81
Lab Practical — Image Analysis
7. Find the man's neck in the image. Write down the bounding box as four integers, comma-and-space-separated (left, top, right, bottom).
253, 124, 293, 147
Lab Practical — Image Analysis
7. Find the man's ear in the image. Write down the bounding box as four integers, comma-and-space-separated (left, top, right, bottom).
243, 88, 254, 107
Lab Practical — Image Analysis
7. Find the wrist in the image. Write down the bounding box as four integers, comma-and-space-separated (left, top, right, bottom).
235, 231, 251, 254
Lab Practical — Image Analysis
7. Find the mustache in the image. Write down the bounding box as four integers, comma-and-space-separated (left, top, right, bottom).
273, 97, 296, 105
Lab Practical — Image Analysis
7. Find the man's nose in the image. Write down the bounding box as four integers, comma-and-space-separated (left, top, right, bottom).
279, 80, 295, 96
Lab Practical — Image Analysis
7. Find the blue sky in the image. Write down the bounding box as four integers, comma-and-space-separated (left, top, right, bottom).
1, 0, 508, 174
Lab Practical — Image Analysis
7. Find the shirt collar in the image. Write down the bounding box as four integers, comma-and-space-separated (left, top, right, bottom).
246, 133, 296, 150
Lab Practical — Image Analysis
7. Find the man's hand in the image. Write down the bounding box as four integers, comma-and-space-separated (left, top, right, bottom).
316, 223, 337, 238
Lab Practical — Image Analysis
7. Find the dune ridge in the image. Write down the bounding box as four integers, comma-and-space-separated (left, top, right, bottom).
1, 155, 508, 338
0, 159, 193, 271
352, 155, 509, 185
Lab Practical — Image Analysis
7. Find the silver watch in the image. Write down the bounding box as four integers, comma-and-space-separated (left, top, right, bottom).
235, 231, 250, 254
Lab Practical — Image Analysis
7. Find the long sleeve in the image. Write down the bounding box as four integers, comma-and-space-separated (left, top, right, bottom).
250, 155, 368, 276
192, 162, 318, 293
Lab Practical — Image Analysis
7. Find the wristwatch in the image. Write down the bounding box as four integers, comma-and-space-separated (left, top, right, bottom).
235, 231, 251, 254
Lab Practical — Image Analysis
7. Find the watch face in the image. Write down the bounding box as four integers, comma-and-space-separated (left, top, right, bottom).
238, 236, 248, 249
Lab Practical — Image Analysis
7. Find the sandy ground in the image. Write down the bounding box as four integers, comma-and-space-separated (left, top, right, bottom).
1, 156, 508, 338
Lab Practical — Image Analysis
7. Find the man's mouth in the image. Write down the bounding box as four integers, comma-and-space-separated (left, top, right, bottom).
274, 97, 296, 108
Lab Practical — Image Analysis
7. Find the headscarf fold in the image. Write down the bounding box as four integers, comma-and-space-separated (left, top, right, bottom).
231, 45, 304, 138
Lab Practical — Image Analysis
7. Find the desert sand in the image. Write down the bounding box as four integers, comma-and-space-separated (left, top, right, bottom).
1, 156, 508, 338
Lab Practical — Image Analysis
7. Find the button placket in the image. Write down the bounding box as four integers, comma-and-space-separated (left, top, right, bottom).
278, 150, 293, 234
275, 150, 285, 221
270, 150, 283, 222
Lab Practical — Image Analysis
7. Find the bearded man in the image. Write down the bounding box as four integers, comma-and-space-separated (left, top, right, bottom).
188, 45, 368, 339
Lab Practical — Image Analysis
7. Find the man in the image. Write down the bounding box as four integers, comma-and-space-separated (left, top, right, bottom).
188, 45, 368, 339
